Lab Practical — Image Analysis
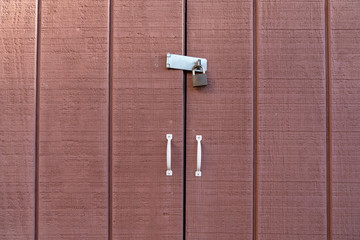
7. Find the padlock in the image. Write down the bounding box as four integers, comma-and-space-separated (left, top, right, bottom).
192, 64, 208, 87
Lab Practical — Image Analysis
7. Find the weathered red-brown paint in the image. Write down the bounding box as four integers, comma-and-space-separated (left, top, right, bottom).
1, 0, 360, 239
331, 1, 360, 239
111, 0, 184, 239
0, 1, 36, 239
186, 0, 253, 239
38, 0, 108, 238
257, 0, 327, 239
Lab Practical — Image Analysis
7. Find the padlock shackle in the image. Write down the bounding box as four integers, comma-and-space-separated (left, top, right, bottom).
192, 64, 206, 75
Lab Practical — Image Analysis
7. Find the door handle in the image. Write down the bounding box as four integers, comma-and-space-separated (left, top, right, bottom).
166, 134, 173, 176
195, 135, 202, 177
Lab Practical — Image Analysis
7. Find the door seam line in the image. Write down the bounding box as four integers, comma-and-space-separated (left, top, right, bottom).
108, 0, 114, 239
35, 0, 41, 239
325, 0, 332, 239
182, 0, 188, 239
252, 0, 258, 239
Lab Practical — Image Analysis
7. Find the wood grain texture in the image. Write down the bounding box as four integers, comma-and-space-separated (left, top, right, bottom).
0, 1, 36, 239
38, 0, 108, 238
257, 0, 327, 239
111, 0, 184, 239
186, 0, 253, 239
330, 1, 360, 239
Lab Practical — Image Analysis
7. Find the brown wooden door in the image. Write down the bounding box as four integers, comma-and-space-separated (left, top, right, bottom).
185, 0, 254, 239
111, 0, 184, 239
2, 0, 360, 239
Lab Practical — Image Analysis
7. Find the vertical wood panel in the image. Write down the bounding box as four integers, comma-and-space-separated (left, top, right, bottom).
112, 0, 184, 239
257, 1, 327, 239
186, 0, 253, 239
330, 1, 360, 239
39, 0, 108, 238
0, 1, 36, 239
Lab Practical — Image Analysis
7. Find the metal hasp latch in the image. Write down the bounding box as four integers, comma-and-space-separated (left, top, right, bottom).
166, 53, 208, 72
166, 53, 208, 87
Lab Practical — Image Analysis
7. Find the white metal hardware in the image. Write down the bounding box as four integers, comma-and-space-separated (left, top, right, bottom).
195, 135, 202, 177
166, 134, 173, 176
166, 53, 208, 72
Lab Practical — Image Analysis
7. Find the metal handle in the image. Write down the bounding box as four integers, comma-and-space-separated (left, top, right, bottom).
166, 134, 173, 176
195, 135, 202, 177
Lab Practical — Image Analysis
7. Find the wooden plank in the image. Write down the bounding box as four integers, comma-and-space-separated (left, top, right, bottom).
186, 0, 253, 239
38, 0, 108, 238
112, 0, 184, 239
257, 0, 327, 239
0, 1, 36, 239
330, 1, 360, 239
